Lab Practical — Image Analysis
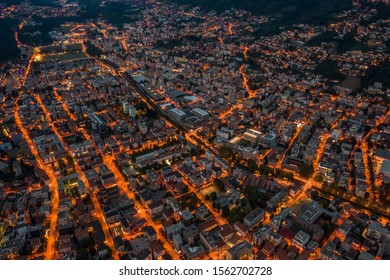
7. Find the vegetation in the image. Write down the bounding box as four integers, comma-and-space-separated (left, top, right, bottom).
210, 191, 217, 202
172, 0, 352, 26
299, 163, 314, 179
307, 31, 338, 46
213, 178, 225, 192
79, 0, 140, 26
336, 32, 370, 54
219, 146, 239, 162
314, 175, 323, 183
76, 248, 89, 260
19, 16, 80, 46
275, 168, 294, 181
361, 62, 390, 89
162, 253, 172, 260
30, 0, 60, 6
379, 184, 390, 206
226, 205, 252, 224
359, 1, 390, 26
242, 186, 268, 209
0, 0, 22, 6
177, 192, 200, 211
155, 39, 183, 50
0, 18, 20, 62
221, 206, 230, 218
85, 41, 105, 57
0, 160, 36, 182
315, 60, 345, 81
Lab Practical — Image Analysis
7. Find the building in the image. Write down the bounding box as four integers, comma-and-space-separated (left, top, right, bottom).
338, 220, 353, 239
199, 231, 219, 253
294, 202, 324, 234
148, 200, 164, 216
226, 240, 253, 260
292, 230, 310, 248
252, 226, 270, 247
33, 134, 66, 164
69, 140, 92, 157
366, 221, 390, 241
191, 108, 209, 118
319, 241, 338, 260
242, 129, 262, 143
270, 208, 291, 231
243, 207, 265, 230
180, 210, 194, 226
181, 244, 205, 260
128, 105, 137, 118
217, 127, 233, 140
261, 241, 275, 257
123, 101, 130, 113
172, 234, 183, 252
373, 148, 390, 175
182, 224, 198, 245
228, 91, 236, 104
165, 222, 184, 240
262, 133, 278, 147
169, 108, 186, 122
379, 160, 390, 183
89, 111, 107, 132
355, 183, 367, 198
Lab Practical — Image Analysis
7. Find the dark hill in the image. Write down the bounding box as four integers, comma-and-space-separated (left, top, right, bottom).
172, 0, 353, 24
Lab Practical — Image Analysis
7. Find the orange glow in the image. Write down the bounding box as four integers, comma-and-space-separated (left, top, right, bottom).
239, 63, 256, 98
35, 92, 119, 260
227, 23, 234, 35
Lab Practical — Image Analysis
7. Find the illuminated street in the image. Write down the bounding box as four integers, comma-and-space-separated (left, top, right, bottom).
0, 0, 389, 262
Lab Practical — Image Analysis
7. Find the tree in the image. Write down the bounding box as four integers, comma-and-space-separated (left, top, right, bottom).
314, 175, 323, 182
264, 156, 269, 166
258, 164, 274, 176
243, 186, 267, 208
299, 163, 314, 178
213, 178, 225, 192
221, 206, 230, 218
210, 191, 217, 202
247, 159, 258, 172
82, 194, 92, 205
89, 245, 96, 256
76, 248, 89, 260
146, 109, 157, 118
162, 253, 172, 260
311, 190, 319, 201
219, 146, 239, 162
275, 168, 294, 181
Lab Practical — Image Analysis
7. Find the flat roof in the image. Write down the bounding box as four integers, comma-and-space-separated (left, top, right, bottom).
244, 207, 264, 222
170, 107, 186, 116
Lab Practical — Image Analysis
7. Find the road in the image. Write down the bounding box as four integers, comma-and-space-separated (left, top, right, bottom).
35, 91, 120, 260
51, 79, 180, 259
275, 122, 306, 170
360, 110, 389, 199
14, 99, 59, 260
13, 54, 60, 260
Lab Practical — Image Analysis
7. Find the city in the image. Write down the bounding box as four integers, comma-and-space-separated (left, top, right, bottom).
0, 0, 389, 260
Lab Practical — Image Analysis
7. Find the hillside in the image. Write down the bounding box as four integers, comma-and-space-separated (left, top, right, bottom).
172, 0, 353, 24
0, 18, 20, 62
